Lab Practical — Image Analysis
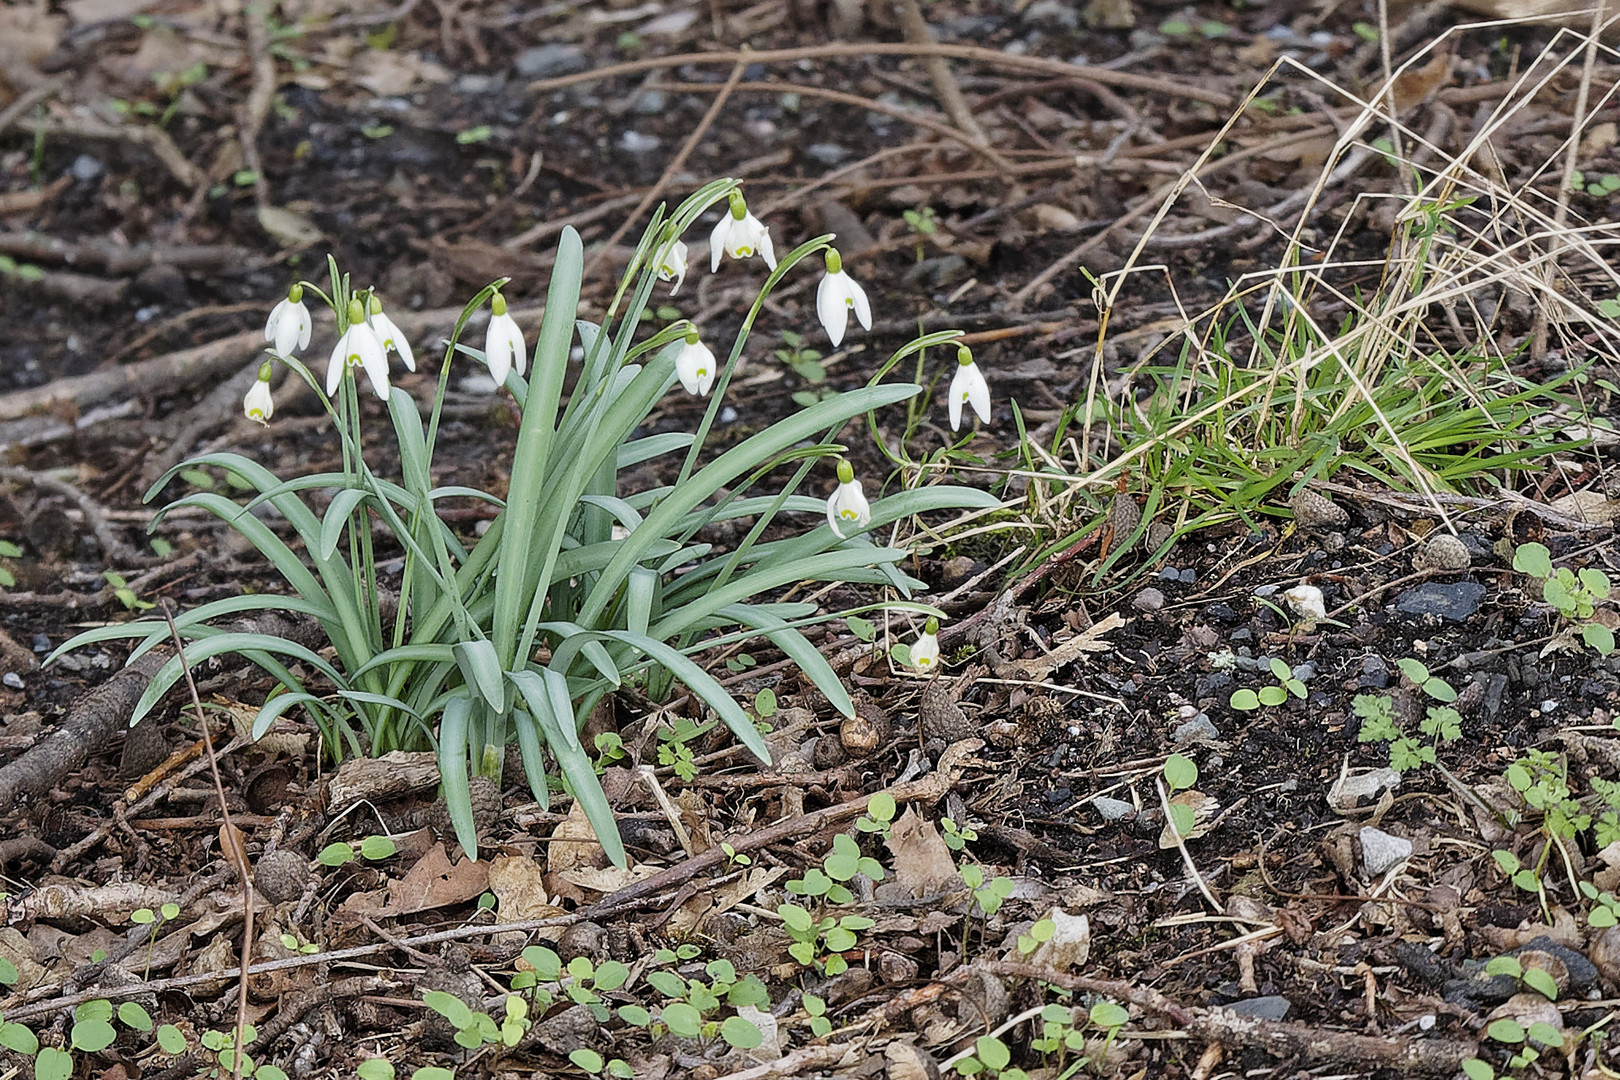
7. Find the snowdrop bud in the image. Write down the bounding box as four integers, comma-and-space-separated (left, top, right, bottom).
674, 329, 716, 397
243, 361, 274, 424
265, 283, 312, 359
368, 293, 415, 372
911, 617, 941, 673
484, 291, 527, 388
826, 459, 871, 539
947, 344, 991, 432
1282, 584, 1326, 625
815, 246, 872, 349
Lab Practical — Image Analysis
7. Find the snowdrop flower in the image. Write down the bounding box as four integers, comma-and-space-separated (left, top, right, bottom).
947, 344, 991, 432
911, 617, 941, 673
264, 284, 311, 359
1281, 583, 1326, 625
674, 330, 716, 397
328, 299, 390, 399
368, 294, 415, 372
709, 190, 776, 273
815, 247, 871, 348
243, 361, 275, 424
655, 237, 689, 295
826, 460, 870, 539
484, 291, 526, 387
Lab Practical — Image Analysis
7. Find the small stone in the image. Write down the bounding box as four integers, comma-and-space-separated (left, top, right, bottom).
1416, 533, 1471, 572
2, 672, 22, 690
1024, 908, 1090, 972
805, 143, 848, 165
255, 849, 311, 904
1290, 489, 1349, 532
70, 154, 103, 182
631, 90, 667, 115
1091, 796, 1135, 821
1146, 521, 1175, 553
619, 130, 660, 153
1132, 587, 1165, 612
31, 634, 51, 654
1174, 713, 1220, 745
1395, 582, 1487, 622
514, 43, 587, 78
1222, 995, 1292, 1020
1590, 925, 1620, 986
530, 1004, 602, 1057
1359, 655, 1390, 690
1024, 0, 1080, 30
1328, 767, 1400, 811
1360, 826, 1413, 876
1158, 567, 1182, 581
877, 950, 918, 984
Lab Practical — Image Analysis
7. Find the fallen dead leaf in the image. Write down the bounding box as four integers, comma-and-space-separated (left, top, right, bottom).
885, 808, 960, 896
1158, 790, 1219, 848
336, 842, 489, 920
488, 855, 564, 921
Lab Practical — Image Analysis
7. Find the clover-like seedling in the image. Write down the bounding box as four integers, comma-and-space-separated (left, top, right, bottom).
941, 817, 977, 852
856, 792, 897, 838
317, 834, 398, 867
1229, 657, 1307, 710
959, 864, 1015, 917
1484, 955, 1559, 1001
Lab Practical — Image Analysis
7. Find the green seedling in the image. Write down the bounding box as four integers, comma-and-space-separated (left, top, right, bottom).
1514, 542, 1614, 654
1229, 657, 1306, 710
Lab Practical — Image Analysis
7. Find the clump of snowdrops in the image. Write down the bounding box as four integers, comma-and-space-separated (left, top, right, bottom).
53, 179, 997, 861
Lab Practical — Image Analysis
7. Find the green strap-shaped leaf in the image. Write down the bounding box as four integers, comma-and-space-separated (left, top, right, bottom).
455, 639, 507, 715
513, 671, 626, 868
131, 633, 350, 727
716, 603, 853, 718
512, 709, 551, 811
493, 228, 583, 669
437, 693, 479, 858
318, 489, 372, 561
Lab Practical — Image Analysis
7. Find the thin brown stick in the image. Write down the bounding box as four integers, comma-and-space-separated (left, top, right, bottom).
891, 0, 1008, 170
526, 43, 1233, 108
239, 1, 277, 213
162, 602, 254, 1080
581, 58, 747, 283
650, 79, 1006, 166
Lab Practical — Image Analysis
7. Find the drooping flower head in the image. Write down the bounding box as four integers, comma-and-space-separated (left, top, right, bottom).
826, 459, 870, 539
947, 343, 991, 432
675, 329, 716, 397
655, 236, 689, 295
815, 247, 872, 348
484, 291, 526, 388
709, 189, 777, 273
911, 616, 941, 673
328, 298, 390, 400
265, 284, 312, 359
243, 360, 275, 424
368, 294, 415, 372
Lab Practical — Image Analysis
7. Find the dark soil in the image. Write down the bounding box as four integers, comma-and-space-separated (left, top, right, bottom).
4, 1, 1620, 1078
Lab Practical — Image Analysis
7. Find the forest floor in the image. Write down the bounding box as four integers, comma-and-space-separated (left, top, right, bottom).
3, 0, 1620, 1078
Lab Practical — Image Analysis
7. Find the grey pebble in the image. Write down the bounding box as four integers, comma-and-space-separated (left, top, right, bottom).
70, 154, 103, 182
632, 90, 668, 115
1174, 713, 1220, 744
619, 131, 661, 153
2, 672, 22, 689
1091, 796, 1135, 821
1291, 662, 1315, 682
515, 43, 587, 79
1360, 825, 1413, 876
1395, 581, 1487, 622
805, 143, 849, 165
1132, 587, 1165, 612
1222, 995, 1292, 1020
